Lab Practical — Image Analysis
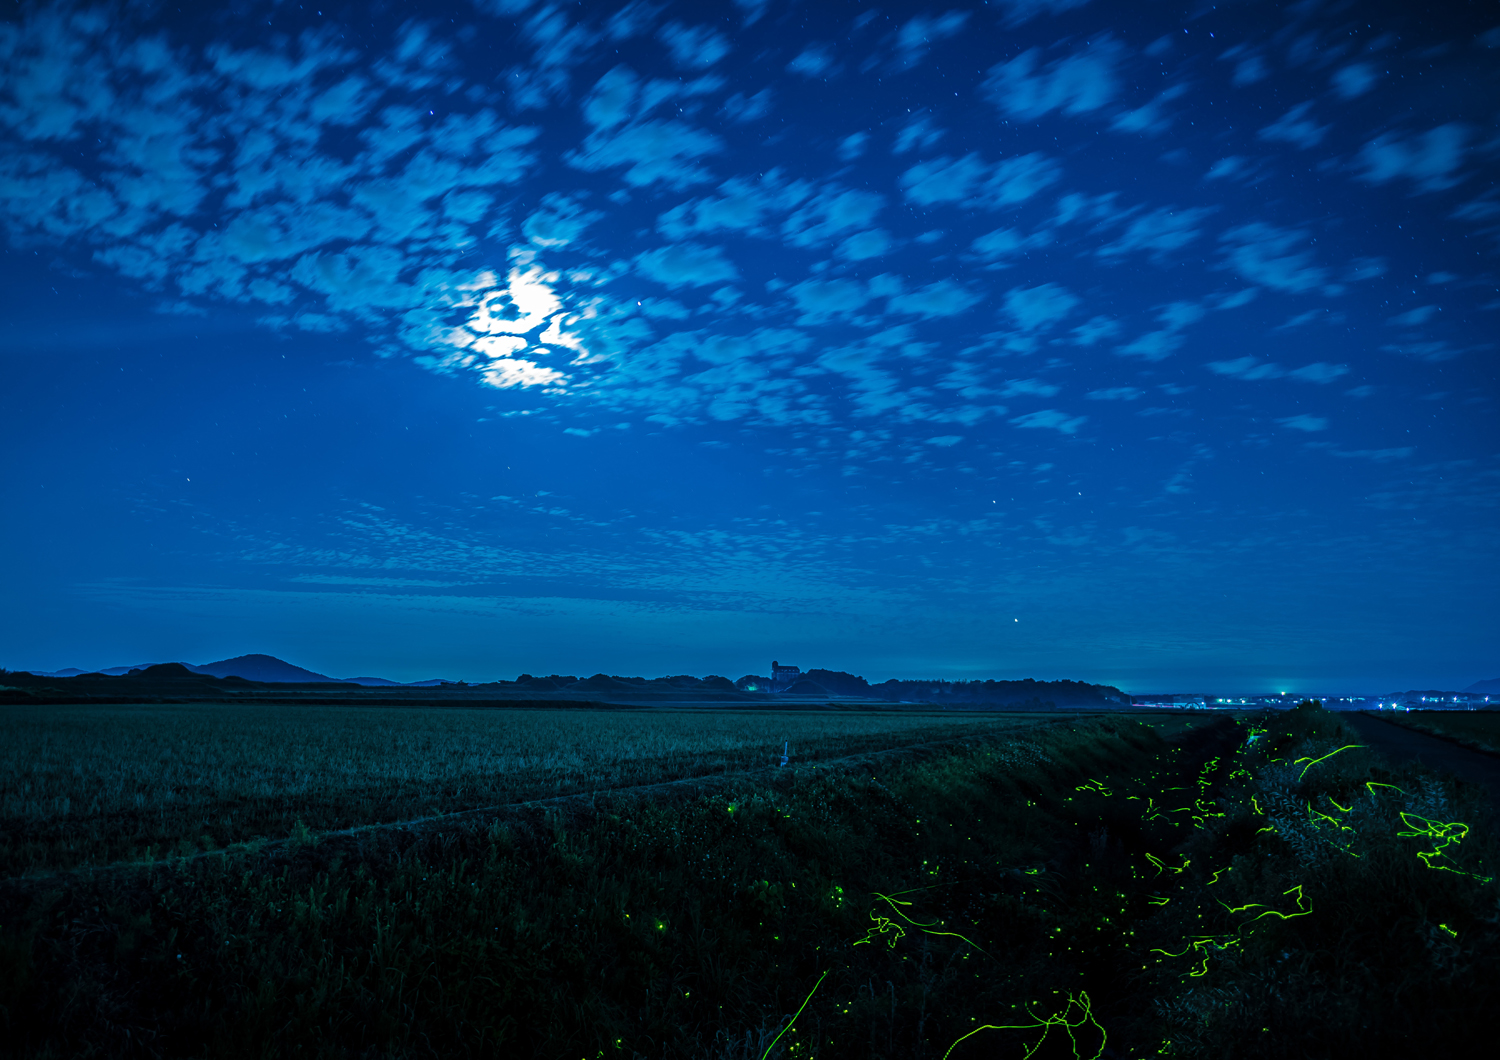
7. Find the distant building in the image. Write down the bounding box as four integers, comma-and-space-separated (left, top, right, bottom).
770, 660, 801, 693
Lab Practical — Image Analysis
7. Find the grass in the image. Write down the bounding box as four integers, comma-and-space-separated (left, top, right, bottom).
0, 703, 1057, 875
1371, 710, 1500, 755
0, 705, 1493, 1058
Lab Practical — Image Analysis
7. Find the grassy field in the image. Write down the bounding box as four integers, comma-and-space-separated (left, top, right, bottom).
1373, 710, 1500, 754
0, 703, 1061, 875
1, 705, 1494, 1058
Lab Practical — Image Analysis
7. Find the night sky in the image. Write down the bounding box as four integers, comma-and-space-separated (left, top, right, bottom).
2, 0, 1496, 691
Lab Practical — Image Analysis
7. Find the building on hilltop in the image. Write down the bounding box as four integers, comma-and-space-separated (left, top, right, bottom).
770, 660, 802, 693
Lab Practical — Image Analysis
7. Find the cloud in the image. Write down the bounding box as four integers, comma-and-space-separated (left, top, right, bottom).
893, 117, 945, 154
1219, 223, 1328, 293
1207, 357, 1285, 381
721, 87, 774, 122
1097, 206, 1213, 260
519, 5, 597, 69
601, 2, 662, 40
783, 186, 886, 247
1343, 257, 1387, 282
900, 152, 1061, 210
970, 227, 1044, 265
567, 119, 722, 188
991, 0, 1092, 25
1011, 409, 1086, 433
657, 171, 812, 239
1358, 124, 1469, 193
789, 278, 870, 322
523, 193, 602, 247
1388, 305, 1438, 327
1085, 387, 1142, 400
1327, 447, 1414, 462
657, 22, 730, 68
1214, 289, 1258, 310
1116, 331, 1183, 362
1381, 340, 1478, 363
983, 38, 1123, 120
1000, 378, 1061, 397
837, 229, 893, 260
1110, 84, 1188, 136
1331, 62, 1378, 99
1204, 156, 1249, 182
838, 132, 869, 160
893, 11, 970, 70
635, 242, 739, 287
1258, 102, 1329, 148
1155, 302, 1206, 330
1451, 191, 1500, 224
788, 43, 835, 77
483, 358, 567, 389
1287, 362, 1349, 384
581, 65, 640, 129
1229, 54, 1269, 86
925, 435, 963, 447
1069, 316, 1119, 346
1279, 414, 1329, 432
1003, 284, 1078, 330
889, 280, 982, 318
814, 330, 926, 417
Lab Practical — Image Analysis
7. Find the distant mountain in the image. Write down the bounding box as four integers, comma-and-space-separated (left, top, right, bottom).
1464, 678, 1500, 694
16, 655, 439, 685
192, 654, 339, 683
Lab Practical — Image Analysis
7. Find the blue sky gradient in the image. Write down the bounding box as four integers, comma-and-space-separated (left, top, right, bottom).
2, 0, 1497, 691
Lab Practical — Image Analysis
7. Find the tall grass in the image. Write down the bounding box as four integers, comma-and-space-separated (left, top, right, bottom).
1130, 703, 1499, 1056
0, 704, 1053, 874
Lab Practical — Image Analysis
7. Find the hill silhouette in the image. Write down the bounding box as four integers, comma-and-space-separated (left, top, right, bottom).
195, 654, 337, 683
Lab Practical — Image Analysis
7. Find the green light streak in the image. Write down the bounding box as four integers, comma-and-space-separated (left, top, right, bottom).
1218, 884, 1311, 922
759, 969, 828, 1060
1397, 813, 1494, 881
858, 892, 989, 955
941, 992, 1106, 1060
1293, 744, 1364, 781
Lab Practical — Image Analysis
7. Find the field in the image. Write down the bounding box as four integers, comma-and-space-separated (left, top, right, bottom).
1374, 710, 1500, 754
0, 704, 1065, 876
1, 704, 1496, 1059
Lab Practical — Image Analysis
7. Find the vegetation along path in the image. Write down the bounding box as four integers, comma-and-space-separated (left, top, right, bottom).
1, 706, 1496, 1059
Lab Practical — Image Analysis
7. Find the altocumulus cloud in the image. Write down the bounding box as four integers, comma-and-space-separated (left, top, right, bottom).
0, 0, 1492, 465
636, 243, 739, 287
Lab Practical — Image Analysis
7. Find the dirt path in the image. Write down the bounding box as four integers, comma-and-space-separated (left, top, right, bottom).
1342, 711, 1500, 804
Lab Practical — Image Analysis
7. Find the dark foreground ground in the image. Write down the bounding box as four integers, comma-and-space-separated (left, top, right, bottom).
1, 704, 1496, 1059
